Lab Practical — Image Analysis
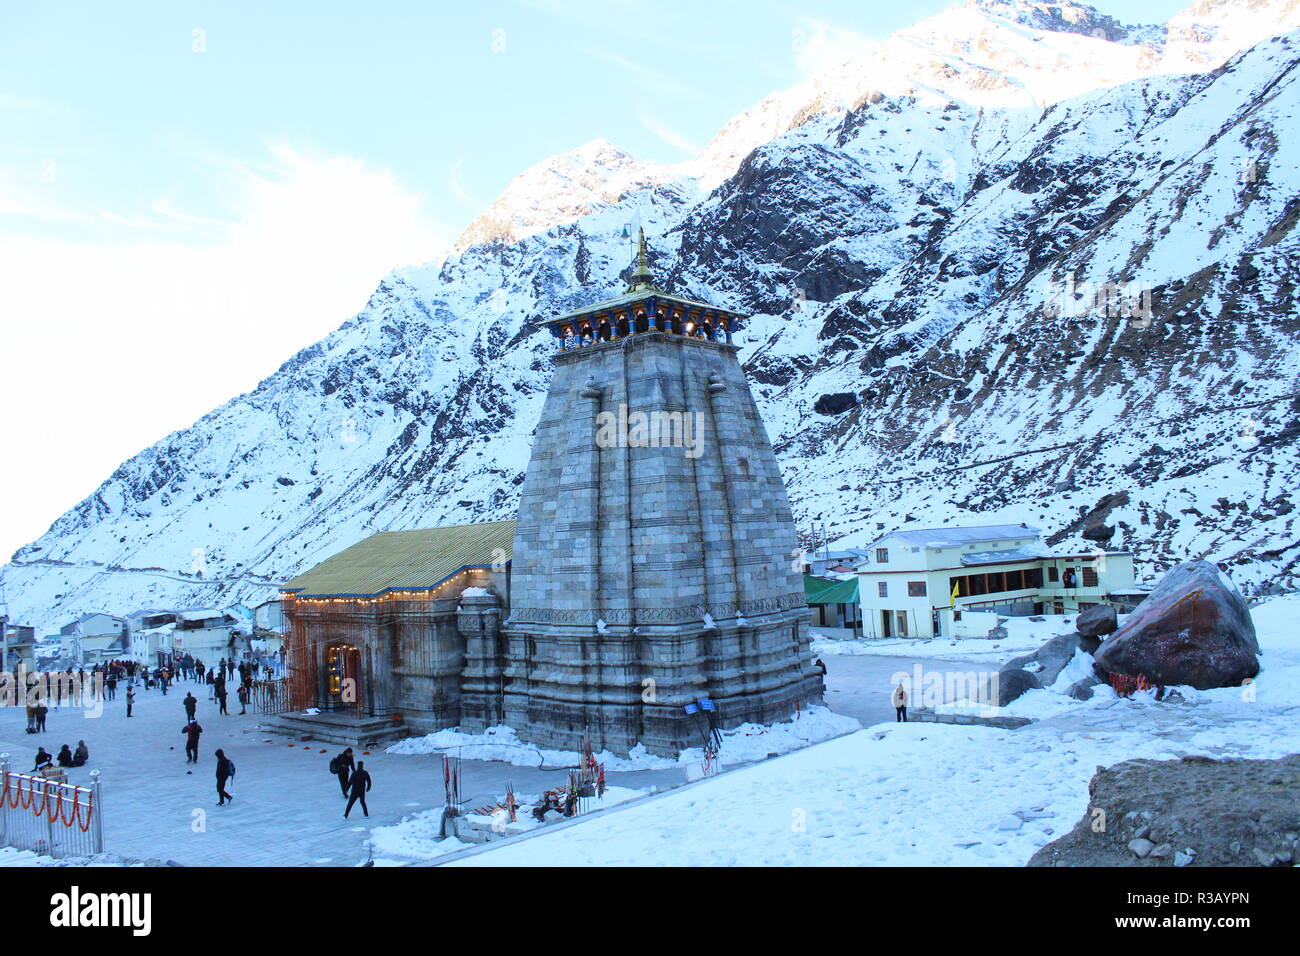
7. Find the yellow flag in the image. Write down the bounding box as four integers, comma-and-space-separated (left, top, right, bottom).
950, 580, 960, 605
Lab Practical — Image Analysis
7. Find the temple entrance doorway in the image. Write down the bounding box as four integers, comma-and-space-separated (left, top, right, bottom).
323, 641, 362, 712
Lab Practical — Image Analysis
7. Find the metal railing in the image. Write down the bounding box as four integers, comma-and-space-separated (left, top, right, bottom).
0, 754, 103, 859
252, 678, 293, 715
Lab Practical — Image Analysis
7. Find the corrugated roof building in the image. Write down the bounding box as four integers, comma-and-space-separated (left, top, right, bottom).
275, 520, 515, 743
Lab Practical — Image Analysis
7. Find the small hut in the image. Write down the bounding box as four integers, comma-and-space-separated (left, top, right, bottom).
279, 520, 513, 737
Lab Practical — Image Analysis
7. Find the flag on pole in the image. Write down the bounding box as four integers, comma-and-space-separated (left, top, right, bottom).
950, 580, 960, 606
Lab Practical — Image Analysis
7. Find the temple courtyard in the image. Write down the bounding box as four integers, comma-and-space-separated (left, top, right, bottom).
3, 596, 1294, 867
0, 649, 924, 867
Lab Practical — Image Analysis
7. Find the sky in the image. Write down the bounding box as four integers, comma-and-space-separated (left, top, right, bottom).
0, 0, 1191, 563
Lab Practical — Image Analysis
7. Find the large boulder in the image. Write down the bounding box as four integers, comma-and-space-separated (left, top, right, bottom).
1094, 560, 1259, 690
1003, 631, 1081, 689
994, 667, 1042, 706
1076, 604, 1118, 638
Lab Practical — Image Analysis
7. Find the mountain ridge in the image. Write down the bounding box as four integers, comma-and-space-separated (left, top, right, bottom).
5, 1, 1300, 631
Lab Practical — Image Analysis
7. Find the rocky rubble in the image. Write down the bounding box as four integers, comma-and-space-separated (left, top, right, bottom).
1028, 754, 1300, 866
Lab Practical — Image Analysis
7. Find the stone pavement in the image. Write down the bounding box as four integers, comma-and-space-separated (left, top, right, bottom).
820, 653, 970, 726
0, 678, 684, 867
0, 657, 938, 866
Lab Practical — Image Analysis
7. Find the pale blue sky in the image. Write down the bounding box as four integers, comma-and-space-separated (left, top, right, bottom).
2, 0, 1186, 245
0, 0, 1189, 559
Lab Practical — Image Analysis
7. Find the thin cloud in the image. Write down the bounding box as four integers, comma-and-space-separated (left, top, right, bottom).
584, 49, 695, 98
792, 18, 878, 77
0, 141, 451, 560
447, 157, 479, 208
640, 112, 701, 158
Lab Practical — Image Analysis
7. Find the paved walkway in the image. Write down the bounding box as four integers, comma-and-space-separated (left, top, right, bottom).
819, 653, 997, 725
0, 680, 685, 867
0, 656, 960, 866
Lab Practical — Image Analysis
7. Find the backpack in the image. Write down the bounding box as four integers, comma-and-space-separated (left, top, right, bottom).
227, 759, 236, 777
329, 756, 339, 775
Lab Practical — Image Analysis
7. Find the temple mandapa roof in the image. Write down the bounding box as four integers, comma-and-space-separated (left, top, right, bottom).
282, 520, 515, 598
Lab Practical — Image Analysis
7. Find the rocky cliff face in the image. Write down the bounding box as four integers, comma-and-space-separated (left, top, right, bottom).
5, 0, 1300, 630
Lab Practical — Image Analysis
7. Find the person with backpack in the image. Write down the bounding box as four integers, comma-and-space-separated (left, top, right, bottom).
215, 749, 234, 805
331, 748, 354, 797
344, 761, 371, 819
182, 720, 203, 763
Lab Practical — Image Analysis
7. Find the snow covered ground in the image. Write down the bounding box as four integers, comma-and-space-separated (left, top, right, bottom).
386, 705, 861, 771
812, 613, 1085, 664
439, 596, 1300, 866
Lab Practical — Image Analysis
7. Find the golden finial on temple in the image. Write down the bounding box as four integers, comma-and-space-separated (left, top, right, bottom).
625, 226, 659, 293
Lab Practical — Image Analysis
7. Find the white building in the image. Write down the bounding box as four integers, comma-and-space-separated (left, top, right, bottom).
853, 524, 1136, 639
59, 613, 129, 664
171, 608, 239, 662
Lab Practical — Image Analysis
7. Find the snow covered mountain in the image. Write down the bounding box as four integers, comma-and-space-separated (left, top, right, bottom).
5, 0, 1300, 632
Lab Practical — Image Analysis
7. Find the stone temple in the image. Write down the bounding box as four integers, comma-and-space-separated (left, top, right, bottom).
278, 234, 822, 754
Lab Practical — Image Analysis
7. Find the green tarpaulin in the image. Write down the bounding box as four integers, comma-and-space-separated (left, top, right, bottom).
803, 574, 859, 605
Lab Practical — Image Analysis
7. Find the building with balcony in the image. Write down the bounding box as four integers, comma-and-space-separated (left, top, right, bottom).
853, 523, 1136, 639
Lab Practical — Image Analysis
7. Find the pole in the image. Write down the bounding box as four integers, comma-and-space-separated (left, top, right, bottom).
0, 753, 8, 848
89, 770, 103, 855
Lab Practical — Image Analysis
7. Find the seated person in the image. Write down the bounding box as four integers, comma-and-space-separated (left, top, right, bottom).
72, 741, 89, 767
33, 747, 53, 772
531, 791, 563, 822
56, 744, 73, 767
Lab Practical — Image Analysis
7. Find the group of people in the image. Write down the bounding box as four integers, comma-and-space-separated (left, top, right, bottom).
330, 747, 372, 818
23, 701, 49, 733
31, 740, 88, 772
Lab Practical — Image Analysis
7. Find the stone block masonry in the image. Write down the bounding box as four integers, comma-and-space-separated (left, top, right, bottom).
493, 328, 823, 755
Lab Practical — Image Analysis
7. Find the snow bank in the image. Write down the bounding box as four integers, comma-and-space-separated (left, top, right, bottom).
386, 706, 860, 771
447, 595, 1300, 866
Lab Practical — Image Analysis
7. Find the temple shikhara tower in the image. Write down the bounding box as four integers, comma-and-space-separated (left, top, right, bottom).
498, 232, 821, 754
280, 233, 821, 754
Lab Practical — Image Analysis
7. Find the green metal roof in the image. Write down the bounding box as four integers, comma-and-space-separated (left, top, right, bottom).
804, 574, 860, 605
282, 520, 515, 598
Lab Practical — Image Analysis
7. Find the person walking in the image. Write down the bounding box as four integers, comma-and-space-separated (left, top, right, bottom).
35, 702, 48, 732
183, 692, 197, 722
182, 720, 203, 764
333, 748, 355, 797
217, 683, 229, 716
215, 749, 234, 805
236, 682, 248, 715
892, 681, 908, 722
105, 673, 117, 701
344, 761, 371, 819
126, 686, 135, 718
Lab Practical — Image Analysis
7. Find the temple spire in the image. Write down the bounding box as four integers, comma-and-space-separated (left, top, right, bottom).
625, 227, 659, 293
